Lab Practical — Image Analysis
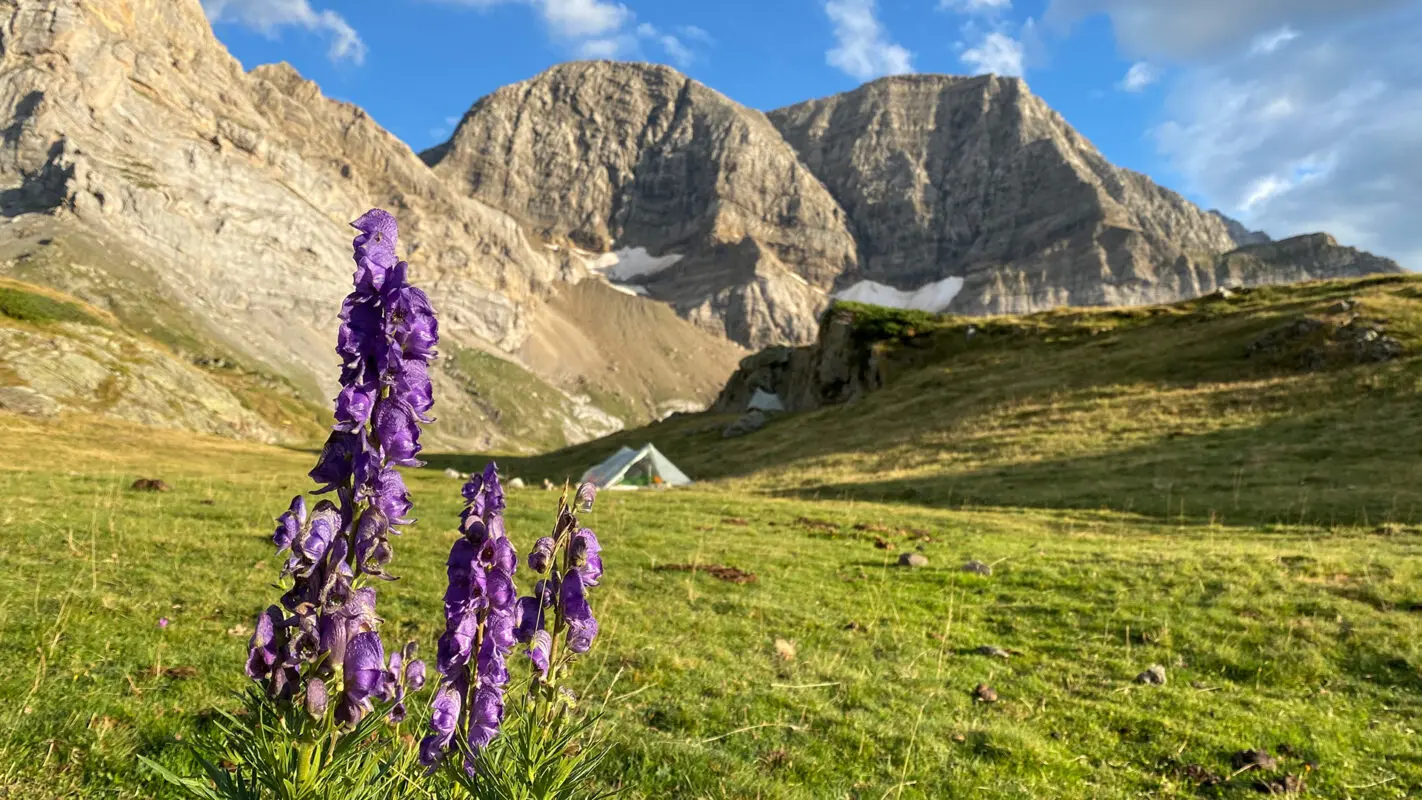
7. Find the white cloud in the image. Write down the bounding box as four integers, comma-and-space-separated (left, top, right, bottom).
540, 0, 630, 39
201, 0, 365, 64
677, 24, 714, 45
824, 0, 914, 81
960, 31, 1024, 76
939, 0, 1011, 12
1248, 25, 1299, 56
1043, 0, 1412, 60
431, 0, 707, 66
1117, 61, 1159, 91
1153, 12, 1422, 266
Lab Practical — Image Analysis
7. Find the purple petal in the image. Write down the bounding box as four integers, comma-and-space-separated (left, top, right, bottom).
526, 630, 551, 678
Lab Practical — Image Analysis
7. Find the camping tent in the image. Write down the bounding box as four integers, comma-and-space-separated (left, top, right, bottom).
580, 444, 693, 490
748, 388, 785, 412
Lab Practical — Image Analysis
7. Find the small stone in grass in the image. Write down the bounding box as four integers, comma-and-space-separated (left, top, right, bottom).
1253, 774, 1305, 794
874, 536, 895, 550
1231, 749, 1280, 772
898, 552, 928, 568
962, 560, 992, 576
973, 683, 997, 703
131, 478, 171, 492
975, 645, 1011, 659
774, 638, 796, 661
1135, 664, 1167, 685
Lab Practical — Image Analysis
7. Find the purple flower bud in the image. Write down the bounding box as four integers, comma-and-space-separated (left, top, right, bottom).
406, 659, 427, 692
418, 683, 461, 767
306, 678, 329, 717
528, 537, 555, 573
274, 496, 306, 551
576, 481, 597, 513
526, 630, 551, 678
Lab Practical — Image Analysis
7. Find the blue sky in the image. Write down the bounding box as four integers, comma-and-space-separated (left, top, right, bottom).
202, 0, 1422, 266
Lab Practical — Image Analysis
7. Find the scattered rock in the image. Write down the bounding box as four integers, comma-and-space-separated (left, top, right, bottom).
1327, 299, 1356, 314
131, 478, 171, 492
443, 467, 462, 479
774, 638, 796, 661
722, 409, 768, 438
1210, 287, 1235, 300
1181, 764, 1222, 787
0, 386, 60, 418
973, 683, 998, 703
974, 645, 1011, 659
873, 536, 895, 550
542, 479, 556, 491
654, 563, 757, 584
1231, 749, 1280, 772
898, 552, 928, 568
1253, 774, 1305, 795
1135, 664, 1167, 685
962, 560, 992, 576
507, 477, 526, 489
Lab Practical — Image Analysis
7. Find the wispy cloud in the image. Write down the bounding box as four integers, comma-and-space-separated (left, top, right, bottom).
960, 31, 1024, 76
1117, 61, 1159, 91
431, 0, 708, 67
824, 0, 914, 81
1249, 25, 1299, 56
201, 0, 365, 64
939, 0, 1011, 13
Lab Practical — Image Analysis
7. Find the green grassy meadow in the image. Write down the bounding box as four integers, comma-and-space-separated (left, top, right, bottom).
2, 412, 1420, 798
6, 277, 1422, 798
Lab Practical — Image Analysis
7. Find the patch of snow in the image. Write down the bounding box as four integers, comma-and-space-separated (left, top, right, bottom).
587, 251, 620, 271
832, 276, 965, 312
581, 247, 683, 281
606, 283, 649, 297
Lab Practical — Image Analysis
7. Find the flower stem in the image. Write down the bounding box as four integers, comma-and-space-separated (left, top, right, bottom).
295, 739, 317, 788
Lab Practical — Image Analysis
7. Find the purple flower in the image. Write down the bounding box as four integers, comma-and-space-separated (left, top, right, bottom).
418, 683, 461, 767
424, 463, 518, 767
158, 617, 170, 630
569, 528, 602, 586
246, 209, 440, 732
337, 631, 387, 726
274, 496, 305, 551
560, 571, 598, 654
246, 606, 285, 681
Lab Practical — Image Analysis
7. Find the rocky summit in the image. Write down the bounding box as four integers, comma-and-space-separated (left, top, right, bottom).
0, 0, 1404, 448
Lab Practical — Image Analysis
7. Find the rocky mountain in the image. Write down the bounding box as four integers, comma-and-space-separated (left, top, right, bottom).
0, 0, 743, 450
422, 61, 856, 348
431, 64, 1402, 348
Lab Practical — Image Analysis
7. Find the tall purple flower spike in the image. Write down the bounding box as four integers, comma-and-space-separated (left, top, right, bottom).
244, 210, 433, 727
420, 464, 518, 770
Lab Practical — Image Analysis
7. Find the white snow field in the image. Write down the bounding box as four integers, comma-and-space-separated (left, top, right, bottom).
831, 276, 965, 312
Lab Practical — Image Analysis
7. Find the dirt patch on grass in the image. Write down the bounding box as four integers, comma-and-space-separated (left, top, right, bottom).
654, 563, 757, 584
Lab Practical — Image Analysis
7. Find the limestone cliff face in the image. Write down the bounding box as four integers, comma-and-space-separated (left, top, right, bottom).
0, 1, 742, 448
423, 61, 857, 347
767, 74, 1276, 315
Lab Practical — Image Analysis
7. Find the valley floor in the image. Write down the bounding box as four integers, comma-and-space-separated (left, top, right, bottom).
1, 414, 1419, 798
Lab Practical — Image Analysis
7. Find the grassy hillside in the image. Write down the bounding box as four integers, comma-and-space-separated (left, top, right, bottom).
443, 275, 1422, 527
2, 413, 1419, 798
